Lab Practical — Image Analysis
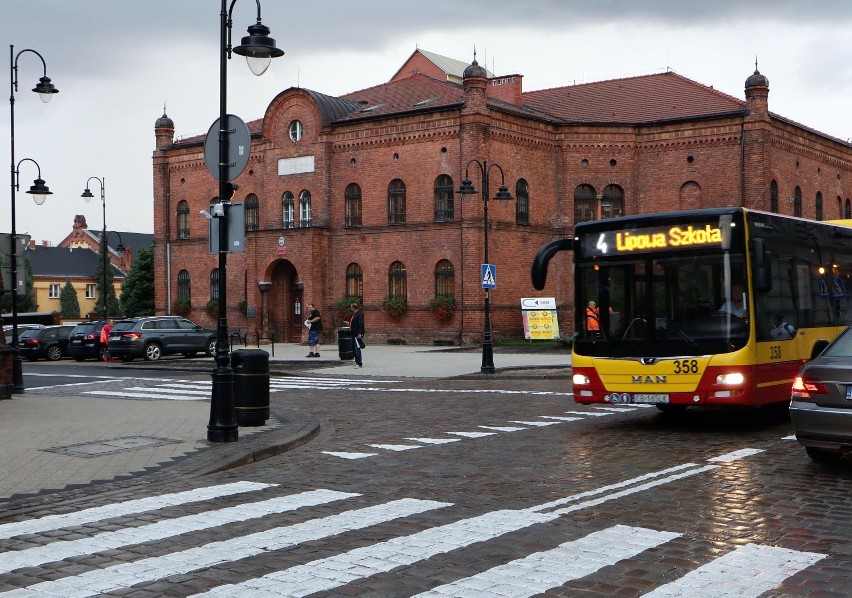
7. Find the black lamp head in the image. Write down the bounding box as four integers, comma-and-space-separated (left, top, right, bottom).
457, 178, 477, 195
233, 21, 284, 76
32, 76, 58, 103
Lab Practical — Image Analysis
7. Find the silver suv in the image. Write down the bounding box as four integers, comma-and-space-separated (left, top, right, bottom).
107, 316, 217, 362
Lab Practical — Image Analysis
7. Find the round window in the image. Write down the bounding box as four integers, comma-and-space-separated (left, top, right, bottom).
289, 120, 303, 142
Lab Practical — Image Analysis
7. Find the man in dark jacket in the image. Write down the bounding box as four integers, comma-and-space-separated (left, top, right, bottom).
350, 302, 365, 367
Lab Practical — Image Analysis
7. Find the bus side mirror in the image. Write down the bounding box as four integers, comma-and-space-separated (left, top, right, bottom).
751, 238, 772, 293
531, 238, 574, 290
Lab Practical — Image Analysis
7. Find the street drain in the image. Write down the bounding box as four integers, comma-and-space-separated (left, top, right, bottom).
45, 436, 181, 458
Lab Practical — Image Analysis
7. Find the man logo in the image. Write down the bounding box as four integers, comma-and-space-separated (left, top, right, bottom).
632, 375, 667, 383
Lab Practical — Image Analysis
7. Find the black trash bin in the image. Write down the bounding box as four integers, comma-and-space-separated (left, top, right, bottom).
337, 327, 354, 360
232, 348, 269, 426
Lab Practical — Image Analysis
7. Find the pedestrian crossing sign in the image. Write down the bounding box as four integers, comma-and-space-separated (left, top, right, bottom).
481, 264, 496, 288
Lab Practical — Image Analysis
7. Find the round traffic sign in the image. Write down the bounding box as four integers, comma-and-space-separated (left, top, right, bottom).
204, 114, 251, 181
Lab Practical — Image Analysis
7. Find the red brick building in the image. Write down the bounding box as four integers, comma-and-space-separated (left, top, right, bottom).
152, 50, 852, 345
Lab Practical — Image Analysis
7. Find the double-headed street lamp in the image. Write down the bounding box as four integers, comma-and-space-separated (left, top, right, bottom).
81, 177, 113, 318
458, 159, 513, 374
9, 46, 58, 393
209, 0, 283, 443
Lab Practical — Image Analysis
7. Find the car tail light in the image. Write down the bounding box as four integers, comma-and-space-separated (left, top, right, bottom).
791, 376, 828, 401
121, 333, 142, 340
84, 334, 96, 340
23, 339, 39, 346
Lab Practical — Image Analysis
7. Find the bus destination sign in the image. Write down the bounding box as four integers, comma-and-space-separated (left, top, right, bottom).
583, 223, 723, 257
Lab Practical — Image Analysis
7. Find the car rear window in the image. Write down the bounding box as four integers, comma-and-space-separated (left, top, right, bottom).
74, 324, 96, 334
19, 330, 39, 339
112, 321, 137, 332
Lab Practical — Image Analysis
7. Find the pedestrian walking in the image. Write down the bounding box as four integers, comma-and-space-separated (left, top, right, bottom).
100, 319, 114, 362
349, 302, 365, 367
305, 302, 323, 357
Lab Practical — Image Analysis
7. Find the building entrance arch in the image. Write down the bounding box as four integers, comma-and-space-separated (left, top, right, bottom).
261, 259, 303, 343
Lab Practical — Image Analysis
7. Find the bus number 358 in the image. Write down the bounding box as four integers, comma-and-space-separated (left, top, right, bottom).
673, 359, 699, 373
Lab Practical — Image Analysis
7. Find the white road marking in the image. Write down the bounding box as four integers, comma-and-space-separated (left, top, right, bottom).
0, 489, 357, 574
478, 425, 527, 432
538, 415, 583, 422
509, 420, 560, 426
321, 451, 378, 459
403, 437, 461, 444
413, 525, 680, 597
0, 481, 275, 540
708, 448, 764, 462
367, 444, 423, 451
643, 542, 825, 597
5, 499, 451, 598
564, 410, 612, 417
447, 431, 497, 438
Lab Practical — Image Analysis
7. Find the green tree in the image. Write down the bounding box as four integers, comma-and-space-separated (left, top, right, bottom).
95, 239, 120, 317
119, 245, 154, 317
59, 278, 81, 319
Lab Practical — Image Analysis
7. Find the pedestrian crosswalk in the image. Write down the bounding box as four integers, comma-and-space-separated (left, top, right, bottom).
81, 376, 402, 401
78, 376, 575, 401
0, 454, 827, 597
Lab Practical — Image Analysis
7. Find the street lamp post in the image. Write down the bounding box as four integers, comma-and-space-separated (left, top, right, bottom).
209, 0, 283, 443
9, 45, 58, 393
457, 159, 513, 374
81, 177, 110, 318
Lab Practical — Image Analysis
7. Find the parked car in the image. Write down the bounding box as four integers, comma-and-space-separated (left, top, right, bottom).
67, 320, 109, 361
107, 316, 217, 362
790, 326, 852, 462
3, 324, 45, 346
16, 325, 76, 361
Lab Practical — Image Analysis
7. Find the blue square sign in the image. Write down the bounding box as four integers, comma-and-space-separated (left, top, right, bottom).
481, 264, 496, 288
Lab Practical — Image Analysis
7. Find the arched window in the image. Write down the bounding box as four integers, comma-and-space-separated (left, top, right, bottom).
388, 261, 407, 299
345, 263, 363, 298
574, 184, 596, 224
515, 179, 529, 225
245, 194, 259, 232
345, 183, 362, 227
793, 186, 802, 217
176, 201, 190, 239
388, 179, 406, 224
435, 259, 455, 297
299, 190, 312, 228
210, 268, 219, 300
601, 184, 624, 219
816, 191, 823, 221
177, 270, 191, 301
282, 192, 295, 229
846, 198, 851, 219
770, 180, 778, 213
434, 175, 454, 222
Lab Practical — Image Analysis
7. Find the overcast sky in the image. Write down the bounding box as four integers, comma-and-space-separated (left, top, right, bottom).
3, 1, 852, 244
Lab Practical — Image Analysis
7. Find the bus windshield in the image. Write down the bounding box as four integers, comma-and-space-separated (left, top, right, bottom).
576, 252, 749, 358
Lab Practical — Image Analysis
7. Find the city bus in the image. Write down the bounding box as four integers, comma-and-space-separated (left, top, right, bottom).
531, 208, 852, 411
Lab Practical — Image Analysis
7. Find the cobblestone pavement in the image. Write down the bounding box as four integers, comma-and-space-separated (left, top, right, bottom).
2, 373, 852, 596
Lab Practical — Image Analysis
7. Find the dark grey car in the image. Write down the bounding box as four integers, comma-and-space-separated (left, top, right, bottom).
107, 316, 217, 362
790, 326, 852, 461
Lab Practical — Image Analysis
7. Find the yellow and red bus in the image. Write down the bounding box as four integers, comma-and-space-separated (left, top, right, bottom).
532, 208, 852, 411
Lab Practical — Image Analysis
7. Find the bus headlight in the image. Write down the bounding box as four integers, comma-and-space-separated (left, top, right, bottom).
716, 372, 745, 385
572, 373, 590, 386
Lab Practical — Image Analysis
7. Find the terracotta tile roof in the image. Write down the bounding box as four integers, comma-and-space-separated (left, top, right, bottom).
337, 74, 463, 122
522, 71, 746, 124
